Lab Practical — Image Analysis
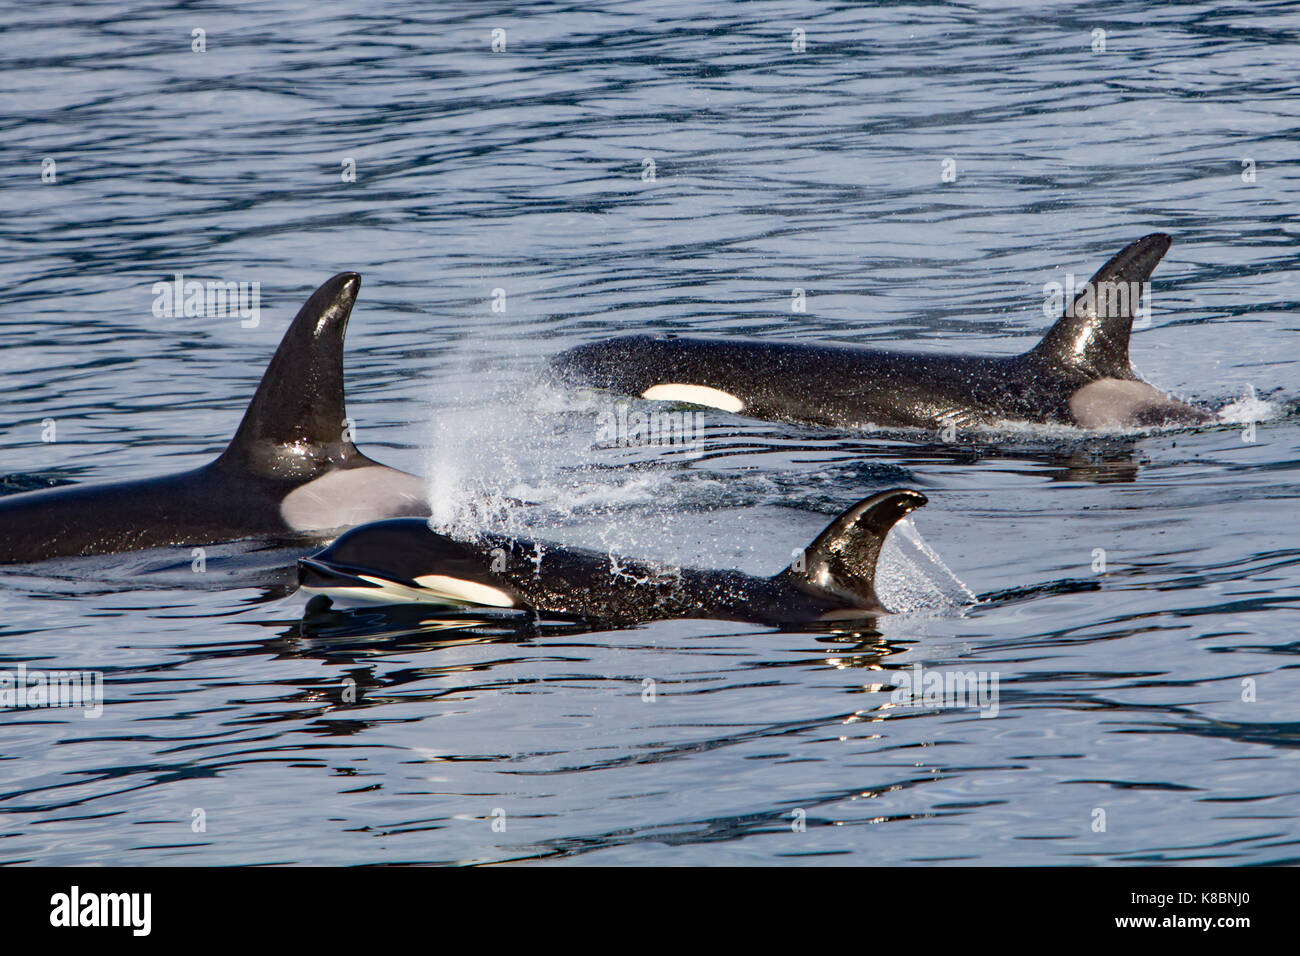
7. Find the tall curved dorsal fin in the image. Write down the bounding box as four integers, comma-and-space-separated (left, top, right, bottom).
216, 272, 363, 479
1030, 233, 1171, 379
778, 489, 927, 607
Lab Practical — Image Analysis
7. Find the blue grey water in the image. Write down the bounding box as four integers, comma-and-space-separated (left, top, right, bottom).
1, 0, 1298, 865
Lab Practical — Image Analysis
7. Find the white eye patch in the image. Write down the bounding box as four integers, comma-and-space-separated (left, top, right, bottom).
640, 383, 744, 413
301, 572, 517, 609
411, 574, 516, 608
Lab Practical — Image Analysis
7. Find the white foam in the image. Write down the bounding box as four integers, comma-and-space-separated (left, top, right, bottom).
1214, 384, 1280, 426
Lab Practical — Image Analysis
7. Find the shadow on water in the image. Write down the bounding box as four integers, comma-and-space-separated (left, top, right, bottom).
139, 599, 902, 710
632, 421, 1164, 490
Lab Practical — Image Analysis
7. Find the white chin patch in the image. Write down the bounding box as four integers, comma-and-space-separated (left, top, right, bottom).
300, 583, 422, 607
640, 383, 744, 413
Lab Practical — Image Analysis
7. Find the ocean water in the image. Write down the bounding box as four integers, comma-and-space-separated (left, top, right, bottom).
1, 0, 1298, 865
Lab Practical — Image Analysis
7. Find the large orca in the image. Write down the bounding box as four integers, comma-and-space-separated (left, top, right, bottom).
552, 234, 1211, 431
297, 489, 928, 627
0, 273, 427, 565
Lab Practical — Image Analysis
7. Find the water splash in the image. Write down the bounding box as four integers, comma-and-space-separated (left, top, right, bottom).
421, 353, 973, 610
422, 362, 700, 549
424, 369, 590, 537
875, 518, 978, 614
1214, 383, 1281, 426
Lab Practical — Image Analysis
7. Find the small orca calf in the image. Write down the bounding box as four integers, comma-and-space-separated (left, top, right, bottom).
552, 234, 1210, 431
297, 489, 928, 627
0, 273, 427, 564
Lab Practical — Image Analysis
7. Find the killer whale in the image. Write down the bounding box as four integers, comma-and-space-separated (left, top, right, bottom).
297, 489, 928, 627
552, 234, 1211, 432
0, 273, 427, 565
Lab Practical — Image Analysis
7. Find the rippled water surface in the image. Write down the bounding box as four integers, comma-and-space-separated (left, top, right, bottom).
1, 0, 1299, 865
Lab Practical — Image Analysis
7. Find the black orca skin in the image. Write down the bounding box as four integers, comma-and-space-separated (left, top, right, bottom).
0, 273, 427, 565
552, 234, 1211, 431
298, 490, 928, 627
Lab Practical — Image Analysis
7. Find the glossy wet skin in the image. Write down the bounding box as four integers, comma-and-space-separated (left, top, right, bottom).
299, 520, 867, 626
554, 334, 1207, 430
553, 235, 1212, 432
557, 334, 1054, 429
0, 273, 428, 565
299, 491, 927, 627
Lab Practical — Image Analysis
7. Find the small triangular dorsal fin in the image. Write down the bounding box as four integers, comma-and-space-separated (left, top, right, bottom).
216, 272, 364, 478
1030, 233, 1171, 379
778, 489, 927, 607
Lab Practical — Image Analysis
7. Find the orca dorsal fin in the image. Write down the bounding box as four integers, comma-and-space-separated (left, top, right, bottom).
216, 272, 363, 478
778, 489, 927, 607
1030, 233, 1171, 379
